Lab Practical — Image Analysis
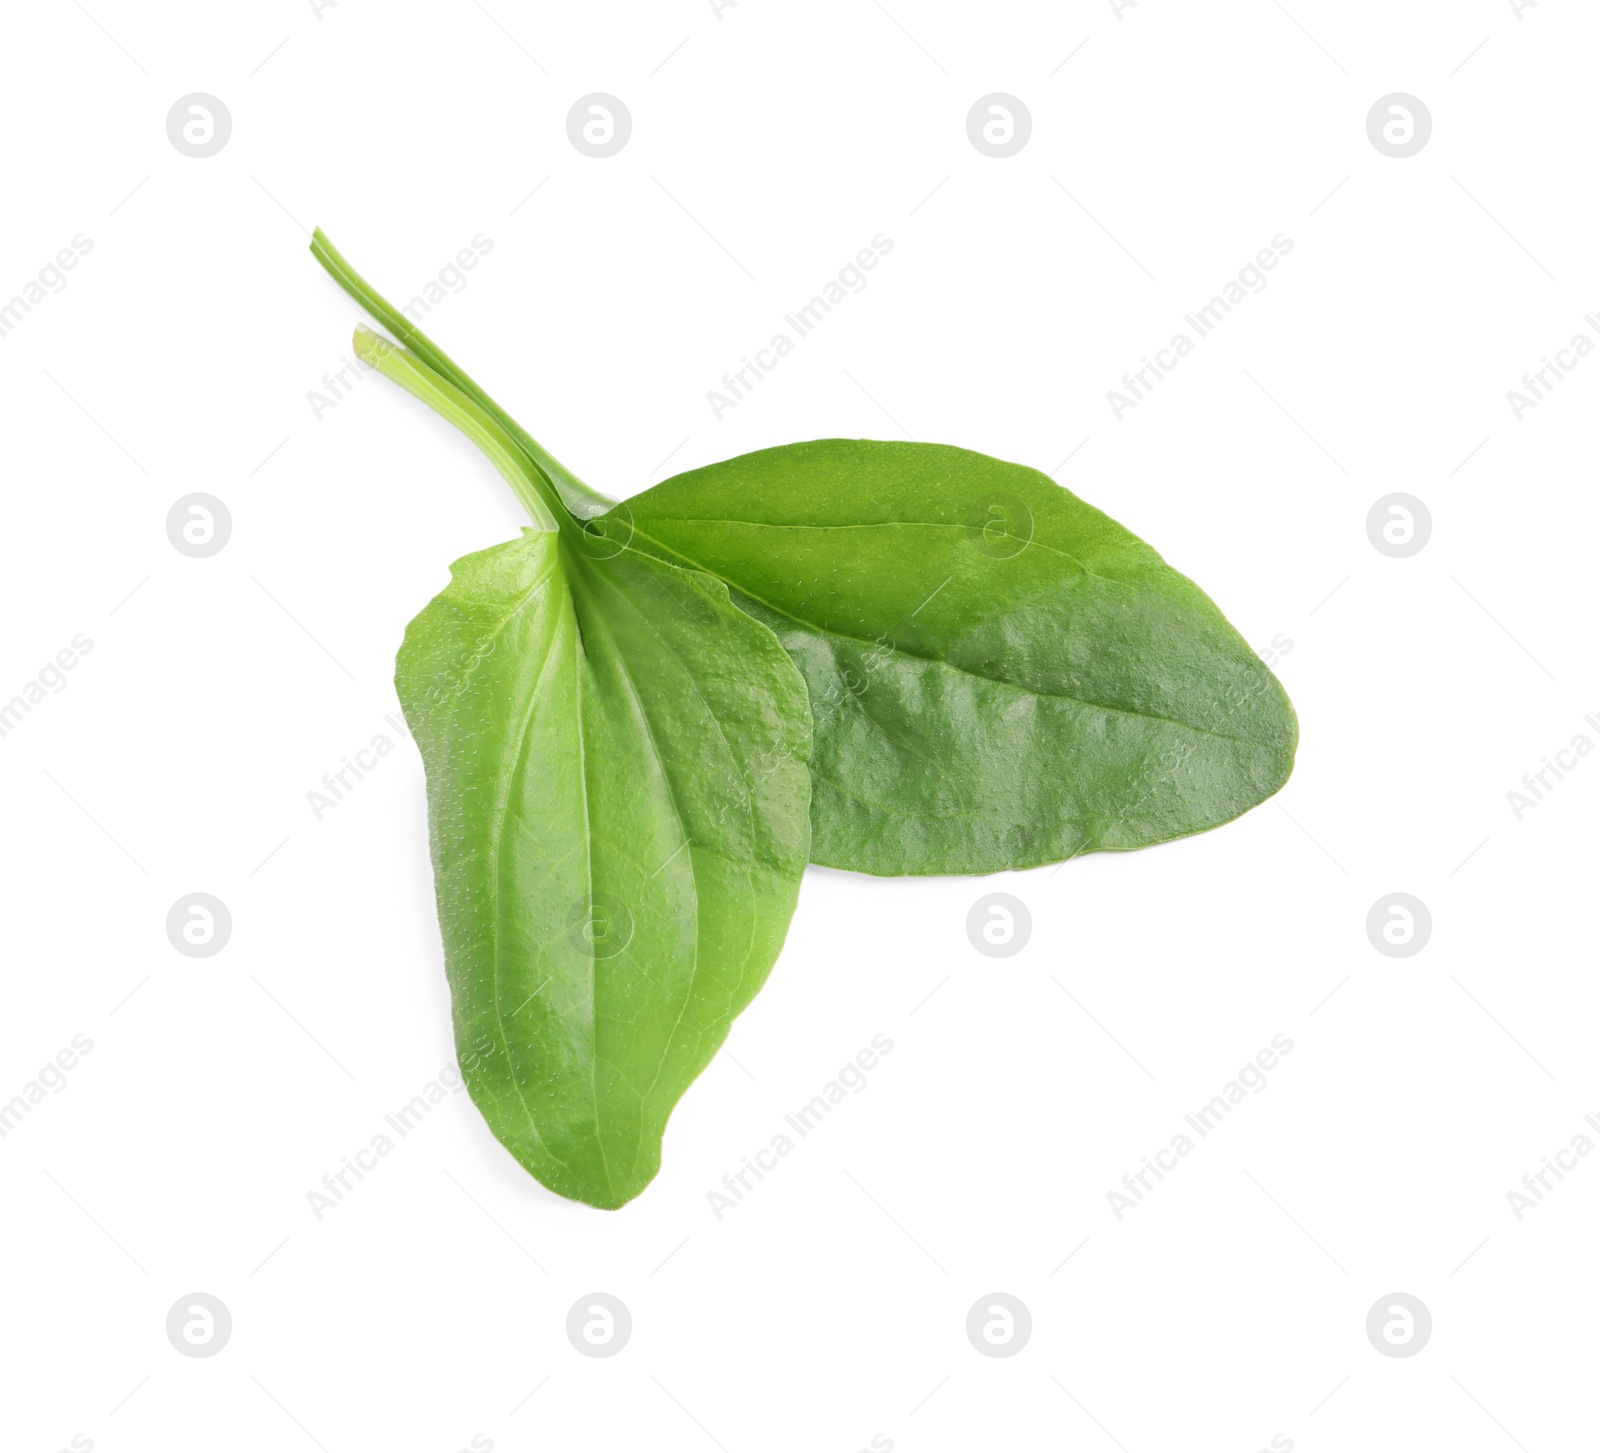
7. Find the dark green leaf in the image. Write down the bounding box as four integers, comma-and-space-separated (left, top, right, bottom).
623, 439, 1296, 875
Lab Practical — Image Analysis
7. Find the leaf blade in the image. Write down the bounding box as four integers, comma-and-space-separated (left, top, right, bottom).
624, 439, 1297, 875
397, 528, 811, 1207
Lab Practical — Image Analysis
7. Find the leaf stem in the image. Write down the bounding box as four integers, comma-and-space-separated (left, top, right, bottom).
310, 228, 615, 521
353, 327, 560, 532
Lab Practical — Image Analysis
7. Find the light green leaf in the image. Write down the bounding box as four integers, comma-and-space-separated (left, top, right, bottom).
397, 524, 811, 1208
307, 229, 815, 1208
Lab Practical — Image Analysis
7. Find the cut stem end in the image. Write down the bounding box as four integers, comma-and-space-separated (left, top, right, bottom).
354, 325, 560, 533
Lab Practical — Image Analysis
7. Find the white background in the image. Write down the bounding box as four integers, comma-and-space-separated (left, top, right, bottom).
1, 1, 1595, 1450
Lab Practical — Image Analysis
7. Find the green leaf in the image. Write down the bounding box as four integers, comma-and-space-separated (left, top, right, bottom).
622, 439, 1297, 875
304, 266, 817, 1209
397, 523, 811, 1209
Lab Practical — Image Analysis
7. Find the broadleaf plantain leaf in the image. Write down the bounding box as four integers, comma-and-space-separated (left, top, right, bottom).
394, 511, 811, 1209
311, 231, 814, 1208
623, 439, 1296, 875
